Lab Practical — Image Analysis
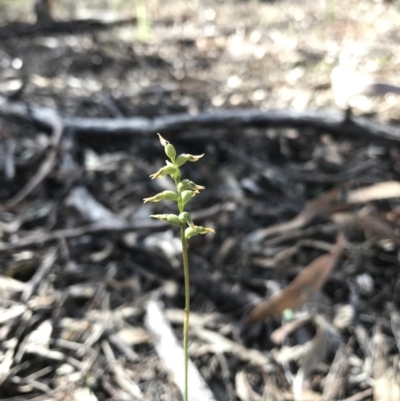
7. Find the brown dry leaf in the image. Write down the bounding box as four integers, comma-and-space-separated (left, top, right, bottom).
347, 181, 400, 204
247, 235, 345, 323
248, 187, 343, 243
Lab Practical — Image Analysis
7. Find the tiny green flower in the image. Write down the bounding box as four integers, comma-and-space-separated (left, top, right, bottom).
195, 226, 215, 235
183, 154, 204, 162
185, 225, 215, 239
175, 153, 204, 167
175, 155, 188, 167
185, 227, 197, 239
143, 190, 178, 203
157, 133, 169, 147
179, 212, 196, 229
151, 214, 182, 226
181, 190, 196, 206
165, 144, 176, 162
167, 214, 182, 226
162, 191, 179, 201
150, 165, 177, 179
178, 212, 190, 223
178, 180, 205, 193
143, 193, 165, 203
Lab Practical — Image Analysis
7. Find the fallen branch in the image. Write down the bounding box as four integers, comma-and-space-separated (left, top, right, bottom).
1, 96, 400, 143
0, 18, 136, 39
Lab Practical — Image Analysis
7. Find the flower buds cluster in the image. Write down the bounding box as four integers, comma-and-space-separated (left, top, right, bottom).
143, 134, 214, 240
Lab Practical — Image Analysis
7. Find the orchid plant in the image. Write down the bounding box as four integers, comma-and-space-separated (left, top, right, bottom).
144, 134, 214, 401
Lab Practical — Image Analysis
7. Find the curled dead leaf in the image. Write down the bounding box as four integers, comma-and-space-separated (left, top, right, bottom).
247, 235, 345, 323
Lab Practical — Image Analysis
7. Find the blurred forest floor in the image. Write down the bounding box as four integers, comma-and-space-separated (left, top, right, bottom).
0, 1, 400, 401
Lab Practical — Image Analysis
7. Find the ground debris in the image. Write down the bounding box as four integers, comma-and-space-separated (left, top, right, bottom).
0, 1, 400, 400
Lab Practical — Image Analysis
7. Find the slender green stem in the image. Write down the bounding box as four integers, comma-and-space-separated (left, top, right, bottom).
181, 225, 190, 401
176, 178, 190, 401
146, 135, 211, 401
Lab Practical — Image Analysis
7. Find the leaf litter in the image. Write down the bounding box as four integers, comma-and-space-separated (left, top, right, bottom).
1, 1, 400, 400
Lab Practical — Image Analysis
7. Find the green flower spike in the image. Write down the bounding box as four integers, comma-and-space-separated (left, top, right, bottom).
144, 134, 214, 401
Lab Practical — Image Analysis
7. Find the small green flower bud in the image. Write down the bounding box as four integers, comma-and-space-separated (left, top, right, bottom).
165, 143, 176, 161
178, 179, 205, 193
195, 226, 215, 235
150, 165, 177, 179
162, 190, 178, 201
143, 192, 165, 203
150, 214, 167, 220
179, 212, 190, 223
185, 227, 197, 239
185, 225, 215, 239
175, 153, 204, 167
167, 214, 182, 225
179, 212, 196, 229
181, 190, 196, 206
157, 133, 169, 147
175, 154, 188, 167
150, 214, 182, 226
185, 153, 204, 162
143, 190, 178, 203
